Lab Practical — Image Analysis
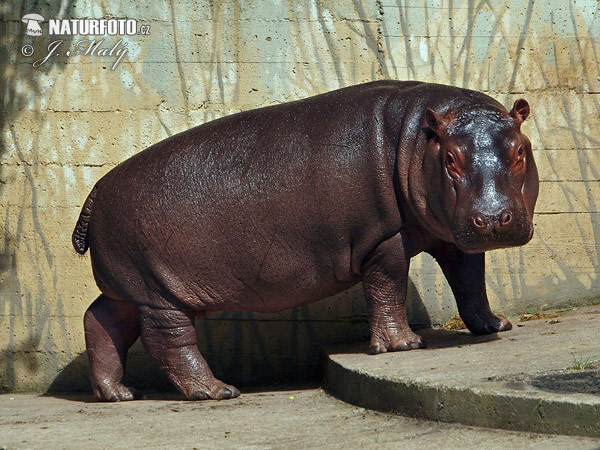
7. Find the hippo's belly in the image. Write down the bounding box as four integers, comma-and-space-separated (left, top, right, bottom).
142, 221, 362, 313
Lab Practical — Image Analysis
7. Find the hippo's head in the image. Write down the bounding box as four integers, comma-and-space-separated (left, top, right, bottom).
424, 99, 539, 253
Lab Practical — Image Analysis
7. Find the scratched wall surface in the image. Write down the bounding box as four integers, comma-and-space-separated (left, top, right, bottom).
1, 0, 598, 392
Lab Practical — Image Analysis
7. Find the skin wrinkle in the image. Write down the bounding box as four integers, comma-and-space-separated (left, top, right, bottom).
74, 81, 538, 401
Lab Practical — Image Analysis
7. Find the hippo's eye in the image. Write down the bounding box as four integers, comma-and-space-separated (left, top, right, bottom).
514, 145, 526, 170
445, 152, 460, 178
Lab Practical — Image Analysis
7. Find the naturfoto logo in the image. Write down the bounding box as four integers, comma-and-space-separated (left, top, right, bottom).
21, 13, 44, 36
21, 14, 149, 37
20, 14, 150, 71
48, 18, 140, 35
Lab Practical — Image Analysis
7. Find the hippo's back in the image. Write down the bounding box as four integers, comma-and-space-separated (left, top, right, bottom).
80, 81, 419, 310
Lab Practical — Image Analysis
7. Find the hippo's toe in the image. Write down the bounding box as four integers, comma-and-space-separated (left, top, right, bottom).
464, 311, 513, 335
368, 333, 427, 354
496, 317, 513, 332
185, 381, 241, 401
94, 381, 143, 402
220, 387, 241, 399
190, 391, 209, 400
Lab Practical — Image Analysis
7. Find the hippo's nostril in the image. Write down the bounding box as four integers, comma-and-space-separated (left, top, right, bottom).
473, 214, 486, 229
500, 210, 512, 227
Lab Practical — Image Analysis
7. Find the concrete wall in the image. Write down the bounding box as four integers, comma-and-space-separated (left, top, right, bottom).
1, 0, 598, 392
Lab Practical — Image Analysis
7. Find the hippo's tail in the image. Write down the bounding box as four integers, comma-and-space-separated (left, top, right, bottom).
72, 184, 98, 255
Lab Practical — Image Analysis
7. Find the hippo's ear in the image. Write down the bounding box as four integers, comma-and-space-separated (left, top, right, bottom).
510, 99, 530, 124
425, 108, 452, 136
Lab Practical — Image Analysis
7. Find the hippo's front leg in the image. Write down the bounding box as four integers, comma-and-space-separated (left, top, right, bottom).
428, 243, 512, 335
362, 232, 426, 354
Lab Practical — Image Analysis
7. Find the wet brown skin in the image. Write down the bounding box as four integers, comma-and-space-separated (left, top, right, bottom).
73, 81, 538, 401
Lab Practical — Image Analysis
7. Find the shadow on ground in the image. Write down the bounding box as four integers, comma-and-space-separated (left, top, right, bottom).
533, 370, 600, 395
329, 328, 501, 356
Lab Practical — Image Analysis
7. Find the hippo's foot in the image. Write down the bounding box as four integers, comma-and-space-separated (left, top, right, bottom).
84, 295, 142, 402
182, 379, 241, 401
460, 309, 512, 335
139, 305, 240, 401
93, 380, 143, 402
368, 326, 427, 354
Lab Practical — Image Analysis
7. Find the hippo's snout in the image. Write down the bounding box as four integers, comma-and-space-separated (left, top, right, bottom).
471, 209, 513, 238
455, 207, 533, 253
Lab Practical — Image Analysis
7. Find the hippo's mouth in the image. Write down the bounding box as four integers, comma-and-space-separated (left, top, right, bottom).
453, 220, 534, 254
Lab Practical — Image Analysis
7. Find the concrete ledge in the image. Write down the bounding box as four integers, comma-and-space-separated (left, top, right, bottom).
325, 306, 600, 438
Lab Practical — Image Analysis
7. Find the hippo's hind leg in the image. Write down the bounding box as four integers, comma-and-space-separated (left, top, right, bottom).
428, 243, 512, 334
84, 295, 142, 401
138, 305, 240, 400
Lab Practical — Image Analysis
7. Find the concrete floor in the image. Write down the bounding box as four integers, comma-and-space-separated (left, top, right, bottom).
1, 388, 599, 449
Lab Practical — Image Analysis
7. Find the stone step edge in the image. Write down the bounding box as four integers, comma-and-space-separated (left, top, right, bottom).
324, 353, 600, 438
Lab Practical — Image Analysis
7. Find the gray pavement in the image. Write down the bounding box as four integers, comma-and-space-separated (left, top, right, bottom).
326, 305, 600, 438
1, 389, 600, 449
2, 305, 599, 448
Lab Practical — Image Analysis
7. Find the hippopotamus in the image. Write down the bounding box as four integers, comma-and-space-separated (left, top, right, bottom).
73, 80, 538, 401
